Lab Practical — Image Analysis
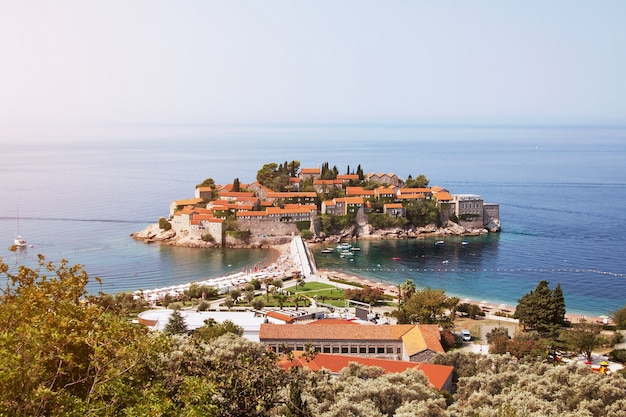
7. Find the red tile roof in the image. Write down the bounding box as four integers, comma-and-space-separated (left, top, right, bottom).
266, 311, 295, 324
301, 168, 321, 174
278, 352, 453, 391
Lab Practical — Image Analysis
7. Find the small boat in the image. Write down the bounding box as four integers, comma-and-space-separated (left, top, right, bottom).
321, 248, 334, 253
340, 251, 354, 257
461, 241, 469, 246
434, 240, 444, 245
14, 208, 26, 247
336, 243, 352, 251
392, 257, 401, 261
351, 247, 361, 251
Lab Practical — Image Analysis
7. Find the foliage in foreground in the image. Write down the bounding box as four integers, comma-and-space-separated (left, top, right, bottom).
1, 256, 625, 416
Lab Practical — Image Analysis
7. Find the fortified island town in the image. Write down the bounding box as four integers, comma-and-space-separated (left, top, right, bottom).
131, 161, 625, 392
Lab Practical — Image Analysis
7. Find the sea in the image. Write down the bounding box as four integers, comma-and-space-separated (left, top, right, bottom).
1, 124, 625, 317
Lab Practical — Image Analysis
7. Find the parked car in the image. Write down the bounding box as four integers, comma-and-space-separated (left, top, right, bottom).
461, 329, 471, 342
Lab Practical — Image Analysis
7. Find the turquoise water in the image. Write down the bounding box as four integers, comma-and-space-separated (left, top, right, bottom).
1, 124, 625, 316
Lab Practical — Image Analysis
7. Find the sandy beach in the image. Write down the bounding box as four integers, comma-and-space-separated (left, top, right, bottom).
317, 268, 610, 325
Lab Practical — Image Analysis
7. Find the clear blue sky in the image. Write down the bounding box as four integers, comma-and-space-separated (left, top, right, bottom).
1, 0, 626, 127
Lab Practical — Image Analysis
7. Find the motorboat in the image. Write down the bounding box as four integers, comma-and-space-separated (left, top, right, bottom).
434, 240, 444, 245
321, 248, 334, 253
336, 243, 352, 251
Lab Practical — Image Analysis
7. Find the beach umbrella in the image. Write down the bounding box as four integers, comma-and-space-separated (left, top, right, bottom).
600, 361, 608, 366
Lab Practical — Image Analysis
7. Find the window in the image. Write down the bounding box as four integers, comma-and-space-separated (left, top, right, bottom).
360, 347, 367, 354
368, 347, 376, 354
377, 347, 385, 354
323, 346, 331, 353
341, 347, 349, 354
332, 346, 339, 353
350, 347, 358, 354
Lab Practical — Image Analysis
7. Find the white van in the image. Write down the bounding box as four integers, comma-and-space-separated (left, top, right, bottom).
461, 329, 471, 342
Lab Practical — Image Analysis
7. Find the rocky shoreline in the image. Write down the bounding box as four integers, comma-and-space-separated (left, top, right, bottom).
131, 219, 497, 249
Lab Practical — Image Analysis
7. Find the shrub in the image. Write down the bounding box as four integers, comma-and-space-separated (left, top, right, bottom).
300, 229, 313, 239
158, 217, 172, 231
197, 300, 211, 311
201, 233, 214, 242
609, 349, 626, 364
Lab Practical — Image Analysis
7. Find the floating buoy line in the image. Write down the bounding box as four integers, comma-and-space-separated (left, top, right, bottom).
324, 267, 625, 278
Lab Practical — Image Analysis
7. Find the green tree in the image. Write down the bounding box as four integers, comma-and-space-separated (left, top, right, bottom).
404, 199, 440, 227
164, 309, 188, 334
394, 287, 451, 326
399, 279, 416, 305
193, 318, 243, 341
233, 177, 241, 192
611, 304, 626, 329
0, 256, 155, 416
274, 292, 289, 309
514, 280, 566, 333
561, 321, 604, 362
405, 174, 430, 188
196, 177, 218, 199
252, 298, 265, 310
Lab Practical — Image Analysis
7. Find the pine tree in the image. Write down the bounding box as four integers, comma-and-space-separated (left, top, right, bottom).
164, 309, 187, 335
514, 280, 566, 333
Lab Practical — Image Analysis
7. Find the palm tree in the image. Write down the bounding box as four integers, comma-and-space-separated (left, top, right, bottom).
291, 294, 307, 311
274, 293, 288, 310
446, 296, 461, 320
263, 277, 274, 303
295, 277, 305, 291
399, 279, 416, 306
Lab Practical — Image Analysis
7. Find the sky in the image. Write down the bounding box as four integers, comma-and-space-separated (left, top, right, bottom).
1, 0, 626, 128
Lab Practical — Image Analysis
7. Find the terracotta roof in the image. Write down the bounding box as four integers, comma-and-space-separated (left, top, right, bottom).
434, 191, 452, 201
266, 311, 295, 324
301, 168, 321, 174
346, 187, 375, 196
342, 197, 365, 205
337, 174, 359, 181
277, 352, 453, 391
260, 323, 443, 358
173, 197, 204, 206
401, 325, 445, 357
260, 323, 414, 342
399, 188, 432, 194
307, 318, 358, 325
219, 191, 255, 198
266, 192, 318, 198
384, 203, 404, 209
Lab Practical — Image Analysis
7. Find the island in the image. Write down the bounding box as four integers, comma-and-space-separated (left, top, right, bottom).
132, 161, 501, 248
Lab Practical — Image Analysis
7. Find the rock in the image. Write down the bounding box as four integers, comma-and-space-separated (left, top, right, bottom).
131, 224, 176, 242
486, 218, 501, 233
445, 220, 466, 235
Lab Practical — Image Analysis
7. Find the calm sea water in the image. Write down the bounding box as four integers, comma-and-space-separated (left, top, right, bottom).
1, 124, 625, 316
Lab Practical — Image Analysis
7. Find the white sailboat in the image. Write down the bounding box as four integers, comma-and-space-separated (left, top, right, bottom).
14, 208, 26, 247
